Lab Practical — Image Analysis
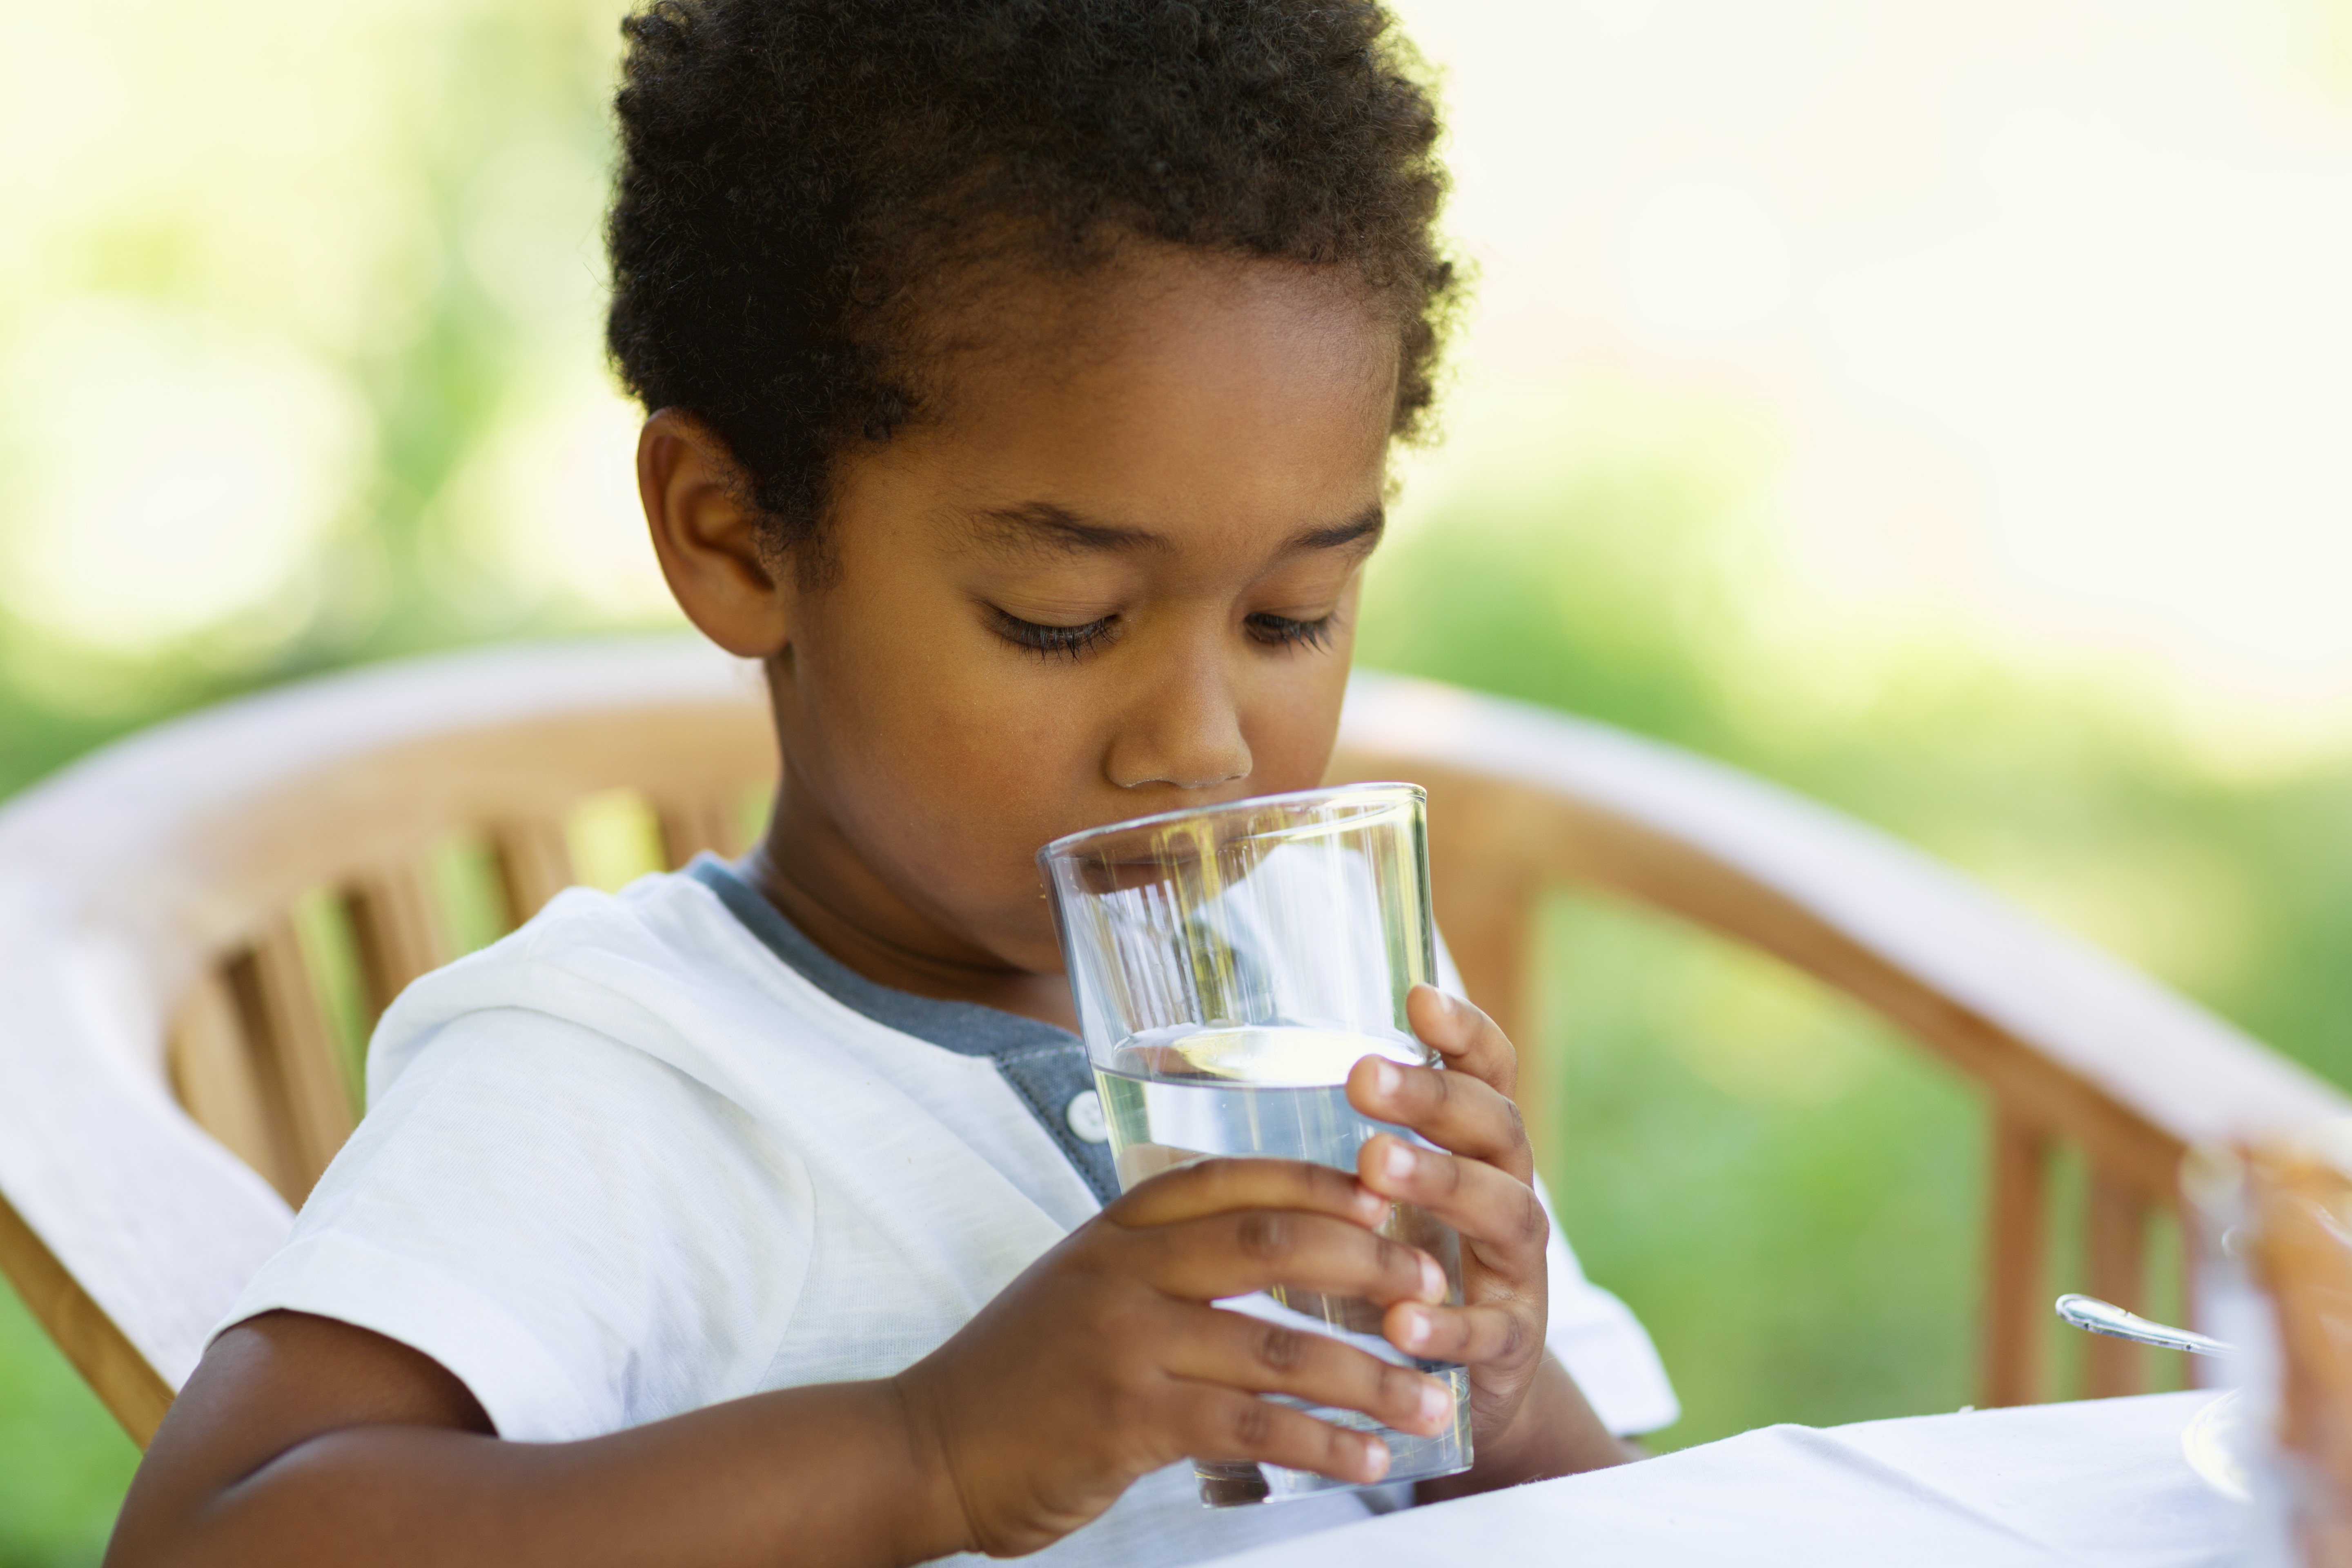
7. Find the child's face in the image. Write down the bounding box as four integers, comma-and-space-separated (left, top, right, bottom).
646, 252, 1399, 990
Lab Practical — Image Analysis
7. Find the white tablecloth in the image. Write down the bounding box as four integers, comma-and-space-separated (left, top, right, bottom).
1203, 1391, 2237, 1568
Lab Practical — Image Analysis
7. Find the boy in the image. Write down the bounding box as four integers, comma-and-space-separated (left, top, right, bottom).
109, 2, 1674, 1563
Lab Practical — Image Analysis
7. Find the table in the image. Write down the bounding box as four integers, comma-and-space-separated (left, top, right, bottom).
1203, 1391, 2238, 1568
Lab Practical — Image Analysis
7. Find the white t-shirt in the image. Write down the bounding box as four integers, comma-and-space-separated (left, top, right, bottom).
223, 859, 1676, 1567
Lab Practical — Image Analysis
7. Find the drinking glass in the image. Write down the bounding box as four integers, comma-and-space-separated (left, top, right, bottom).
1038, 782, 1473, 1505
2192, 1127, 2352, 1567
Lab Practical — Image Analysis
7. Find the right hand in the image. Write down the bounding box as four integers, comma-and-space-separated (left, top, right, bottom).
891, 1158, 1457, 1557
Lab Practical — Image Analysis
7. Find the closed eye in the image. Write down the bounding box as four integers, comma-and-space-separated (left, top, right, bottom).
1245, 612, 1337, 652
989, 607, 1119, 660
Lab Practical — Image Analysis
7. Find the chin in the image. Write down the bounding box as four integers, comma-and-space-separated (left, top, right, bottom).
976, 904, 1067, 978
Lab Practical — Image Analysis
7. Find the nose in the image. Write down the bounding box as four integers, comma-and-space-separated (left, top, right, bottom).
1102, 650, 1253, 792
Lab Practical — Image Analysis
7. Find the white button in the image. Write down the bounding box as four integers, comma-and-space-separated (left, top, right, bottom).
1066, 1089, 1109, 1143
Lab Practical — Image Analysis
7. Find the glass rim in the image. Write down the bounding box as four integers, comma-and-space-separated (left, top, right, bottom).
1034, 780, 1425, 867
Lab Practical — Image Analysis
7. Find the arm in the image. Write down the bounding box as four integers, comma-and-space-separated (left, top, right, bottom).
109, 1159, 1457, 1568
107, 1311, 969, 1568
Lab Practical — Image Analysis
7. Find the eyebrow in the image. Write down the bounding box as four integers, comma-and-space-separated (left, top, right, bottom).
967, 502, 1169, 555
964, 501, 1386, 558
1291, 507, 1385, 553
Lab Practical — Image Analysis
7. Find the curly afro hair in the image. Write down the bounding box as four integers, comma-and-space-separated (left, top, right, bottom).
606, 0, 1460, 560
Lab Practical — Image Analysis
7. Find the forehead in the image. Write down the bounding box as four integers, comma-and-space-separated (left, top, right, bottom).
897, 250, 1402, 537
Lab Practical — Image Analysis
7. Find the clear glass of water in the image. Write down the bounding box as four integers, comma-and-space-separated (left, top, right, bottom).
1037, 782, 1472, 1505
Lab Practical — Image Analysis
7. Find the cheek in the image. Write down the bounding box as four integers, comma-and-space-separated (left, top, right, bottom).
897, 675, 1098, 962
1233, 581, 1360, 791
797, 612, 1100, 920
800, 571, 1071, 774
1241, 651, 1352, 791
900, 646, 1097, 803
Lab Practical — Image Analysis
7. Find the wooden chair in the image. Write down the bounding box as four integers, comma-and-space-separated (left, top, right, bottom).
0, 636, 2340, 1448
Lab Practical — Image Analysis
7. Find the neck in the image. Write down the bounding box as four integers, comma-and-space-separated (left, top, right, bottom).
746, 772, 1080, 1033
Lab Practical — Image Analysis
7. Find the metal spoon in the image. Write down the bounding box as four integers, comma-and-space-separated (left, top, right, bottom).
2055, 1293, 2236, 1358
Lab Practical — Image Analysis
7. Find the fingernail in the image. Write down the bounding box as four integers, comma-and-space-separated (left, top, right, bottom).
1381, 1141, 1415, 1181
1400, 1306, 1430, 1349
1370, 1060, 1401, 1097
1419, 1381, 1450, 1425
1420, 1257, 1446, 1302
1361, 1437, 1391, 1481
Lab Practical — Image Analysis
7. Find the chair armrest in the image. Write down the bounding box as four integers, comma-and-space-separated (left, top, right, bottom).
0, 910, 292, 1440
1331, 673, 2348, 1201
0, 635, 770, 1439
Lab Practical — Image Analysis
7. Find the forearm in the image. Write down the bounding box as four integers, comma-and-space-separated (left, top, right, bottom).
110, 1379, 971, 1568
1415, 1355, 1634, 1505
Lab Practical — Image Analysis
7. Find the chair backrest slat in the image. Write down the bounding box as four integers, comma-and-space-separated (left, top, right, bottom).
1982, 1110, 2053, 1406
343, 862, 450, 1026
167, 969, 291, 1200
2080, 1171, 2152, 1397
493, 820, 575, 927
240, 922, 359, 1202
656, 794, 746, 871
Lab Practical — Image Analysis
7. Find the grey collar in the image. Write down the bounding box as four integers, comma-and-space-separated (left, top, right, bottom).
685, 855, 1078, 1058
685, 855, 1116, 1204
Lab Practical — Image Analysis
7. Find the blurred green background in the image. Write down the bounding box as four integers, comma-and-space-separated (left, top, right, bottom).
6, 0, 2352, 1561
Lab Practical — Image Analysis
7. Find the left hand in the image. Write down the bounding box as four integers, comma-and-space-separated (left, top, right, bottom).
1347, 984, 1553, 1463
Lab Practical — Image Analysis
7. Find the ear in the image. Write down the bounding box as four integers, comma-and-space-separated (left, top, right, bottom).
637, 408, 794, 659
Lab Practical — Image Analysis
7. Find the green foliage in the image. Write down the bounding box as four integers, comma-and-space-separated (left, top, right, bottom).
0, 1285, 138, 1568
6, 3, 2352, 1554
1353, 421, 2341, 1447
1360, 422, 2352, 1089
1536, 894, 1980, 1447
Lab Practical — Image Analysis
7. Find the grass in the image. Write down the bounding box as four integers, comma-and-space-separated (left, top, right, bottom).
1533, 893, 1984, 1447
0, 1285, 138, 1567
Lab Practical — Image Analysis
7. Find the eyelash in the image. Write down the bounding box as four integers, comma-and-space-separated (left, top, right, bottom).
1245, 612, 1338, 652
990, 610, 1120, 660
987, 609, 1338, 659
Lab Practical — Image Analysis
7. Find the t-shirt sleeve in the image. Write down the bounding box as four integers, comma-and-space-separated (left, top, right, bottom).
1531, 1174, 1680, 1436
214, 1007, 814, 1443
1430, 929, 1679, 1437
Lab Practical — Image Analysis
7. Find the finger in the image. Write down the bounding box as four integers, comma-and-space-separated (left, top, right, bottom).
1358, 1134, 1548, 1269
1123, 1208, 1448, 1307
1107, 1156, 1386, 1233
1385, 1299, 1545, 1370
1347, 1056, 1533, 1180
1169, 1383, 1394, 1486
1161, 1303, 1456, 1438
1405, 984, 1517, 1098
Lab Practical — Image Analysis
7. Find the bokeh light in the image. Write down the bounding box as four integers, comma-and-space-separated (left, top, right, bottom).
6, 1, 2352, 1558
0, 298, 370, 650
1391, 0, 2352, 767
